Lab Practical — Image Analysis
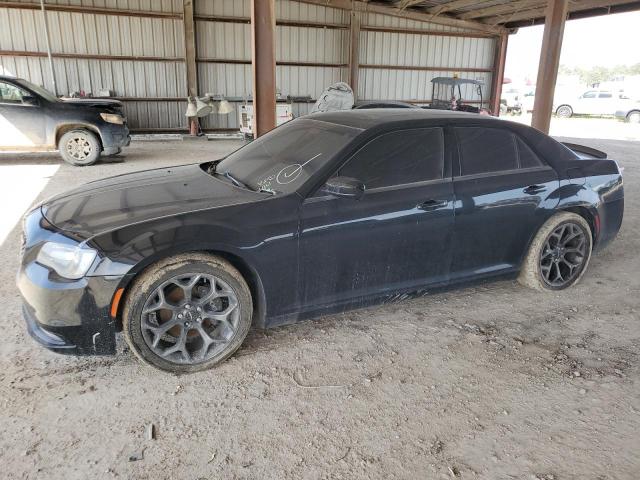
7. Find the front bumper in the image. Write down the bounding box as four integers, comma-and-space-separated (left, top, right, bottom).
17, 265, 121, 355
101, 123, 131, 155
17, 208, 123, 356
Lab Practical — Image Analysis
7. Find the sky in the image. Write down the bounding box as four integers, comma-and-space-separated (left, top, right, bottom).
505, 11, 640, 83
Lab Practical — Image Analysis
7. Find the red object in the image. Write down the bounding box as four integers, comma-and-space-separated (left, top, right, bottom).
189, 118, 198, 136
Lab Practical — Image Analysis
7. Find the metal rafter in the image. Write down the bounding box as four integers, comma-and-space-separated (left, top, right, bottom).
482, 0, 640, 24
294, 0, 507, 34
458, 0, 545, 20
426, 0, 494, 16
394, 0, 429, 10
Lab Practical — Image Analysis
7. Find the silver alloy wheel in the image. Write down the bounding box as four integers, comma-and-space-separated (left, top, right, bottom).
66, 136, 93, 161
539, 222, 587, 288
628, 111, 640, 123
140, 273, 240, 364
556, 105, 572, 118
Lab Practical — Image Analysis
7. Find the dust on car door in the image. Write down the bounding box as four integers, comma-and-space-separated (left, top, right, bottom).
299, 127, 455, 311
449, 126, 559, 281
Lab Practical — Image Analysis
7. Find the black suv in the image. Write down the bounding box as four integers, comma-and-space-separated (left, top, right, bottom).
0, 76, 130, 166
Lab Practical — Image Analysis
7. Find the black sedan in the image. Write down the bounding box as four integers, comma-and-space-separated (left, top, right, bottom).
17, 109, 624, 372
0, 76, 130, 165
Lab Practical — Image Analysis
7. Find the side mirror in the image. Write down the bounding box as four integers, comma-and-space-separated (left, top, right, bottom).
22, 95, 38, 106
321, 176, 365, 200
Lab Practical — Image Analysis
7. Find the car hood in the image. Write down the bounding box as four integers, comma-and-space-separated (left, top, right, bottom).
41, 163, 261, 238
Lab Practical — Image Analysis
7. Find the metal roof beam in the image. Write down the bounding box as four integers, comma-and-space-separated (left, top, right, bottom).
426, 0, 488, 16
294, 0, 508, 35
394, 0, 429, 10
483, 0, 640, 24
459, 0, 545, 20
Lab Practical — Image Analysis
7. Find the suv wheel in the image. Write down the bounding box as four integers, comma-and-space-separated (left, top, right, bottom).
627, 111, 640, 123
58, 129, 101, 166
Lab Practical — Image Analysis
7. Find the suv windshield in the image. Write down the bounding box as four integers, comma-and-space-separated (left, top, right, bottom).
17, 79, 58, 102
215, 118, 361, 194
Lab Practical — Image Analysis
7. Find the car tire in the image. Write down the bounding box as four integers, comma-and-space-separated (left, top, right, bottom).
518, 212, 593, 292
555, 105, 573, 118
122, 253, 253, 373
58, 129, 101, 166
626, 110, 640, 123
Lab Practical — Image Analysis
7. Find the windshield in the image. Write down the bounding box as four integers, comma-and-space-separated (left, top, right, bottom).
17, 79, 58, 102
216, 118, 361, 194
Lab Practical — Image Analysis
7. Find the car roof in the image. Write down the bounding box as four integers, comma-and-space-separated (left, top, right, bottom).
308, 108, 500, 130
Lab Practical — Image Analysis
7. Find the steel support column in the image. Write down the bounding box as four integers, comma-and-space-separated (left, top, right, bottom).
532, 0, 569, 133
183, 0, 198, 97
490, 33, 508, 116
348, 9, 361, 100
183, 0, 199, 135
251, 0, 277, 138
39, 0, 57, 96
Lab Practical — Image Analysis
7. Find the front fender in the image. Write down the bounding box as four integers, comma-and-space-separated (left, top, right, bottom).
86, 209, 299, 327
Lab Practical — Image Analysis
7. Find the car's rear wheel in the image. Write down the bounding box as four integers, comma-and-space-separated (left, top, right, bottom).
556, 105, 573, 118
518, 212, 592, 292
122, 253, 253, 373
627, 110, 640, 123
58, 129, 101, 166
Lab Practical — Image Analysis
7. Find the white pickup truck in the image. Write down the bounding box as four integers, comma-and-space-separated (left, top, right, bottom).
554, 90, 637, 119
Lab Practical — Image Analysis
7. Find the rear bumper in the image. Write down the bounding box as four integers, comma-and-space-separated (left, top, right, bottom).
594, 196, 624, 252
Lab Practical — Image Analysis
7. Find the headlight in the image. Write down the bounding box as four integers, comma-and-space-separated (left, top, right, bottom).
100, 112, 124, 125
36, 242, 98, 280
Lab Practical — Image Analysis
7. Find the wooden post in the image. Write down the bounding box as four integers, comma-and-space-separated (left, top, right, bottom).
532, 0, 569, 133
489, 33, 508, 116
183, 0, 199, 134
250, 0, 277, 138
348, 9, 361, 100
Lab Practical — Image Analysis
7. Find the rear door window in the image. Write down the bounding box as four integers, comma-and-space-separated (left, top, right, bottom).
455, 127, 543, 176
339, 128, 444, 189
515, 137, 544, 168
455, 127, 518, 176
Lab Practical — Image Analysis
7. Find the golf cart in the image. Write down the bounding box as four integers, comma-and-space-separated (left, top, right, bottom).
429, 77, 488, 114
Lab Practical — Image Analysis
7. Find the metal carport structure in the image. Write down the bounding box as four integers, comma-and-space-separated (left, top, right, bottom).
1, 0, 639, 136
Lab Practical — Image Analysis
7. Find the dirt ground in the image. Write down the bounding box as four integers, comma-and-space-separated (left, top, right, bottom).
0, 133, 638, 480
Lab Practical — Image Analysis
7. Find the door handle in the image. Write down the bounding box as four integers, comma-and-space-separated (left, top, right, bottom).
417, 199, 448, 211
523, 184, 546, 195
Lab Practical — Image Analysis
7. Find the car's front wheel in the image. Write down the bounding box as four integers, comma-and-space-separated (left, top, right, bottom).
518, 212, 593, 292
58, 129, 101, 166
122, 253, 253, 373
555, 105, 573, 118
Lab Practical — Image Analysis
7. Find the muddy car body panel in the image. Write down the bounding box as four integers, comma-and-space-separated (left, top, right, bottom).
17, 110, 624, 356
